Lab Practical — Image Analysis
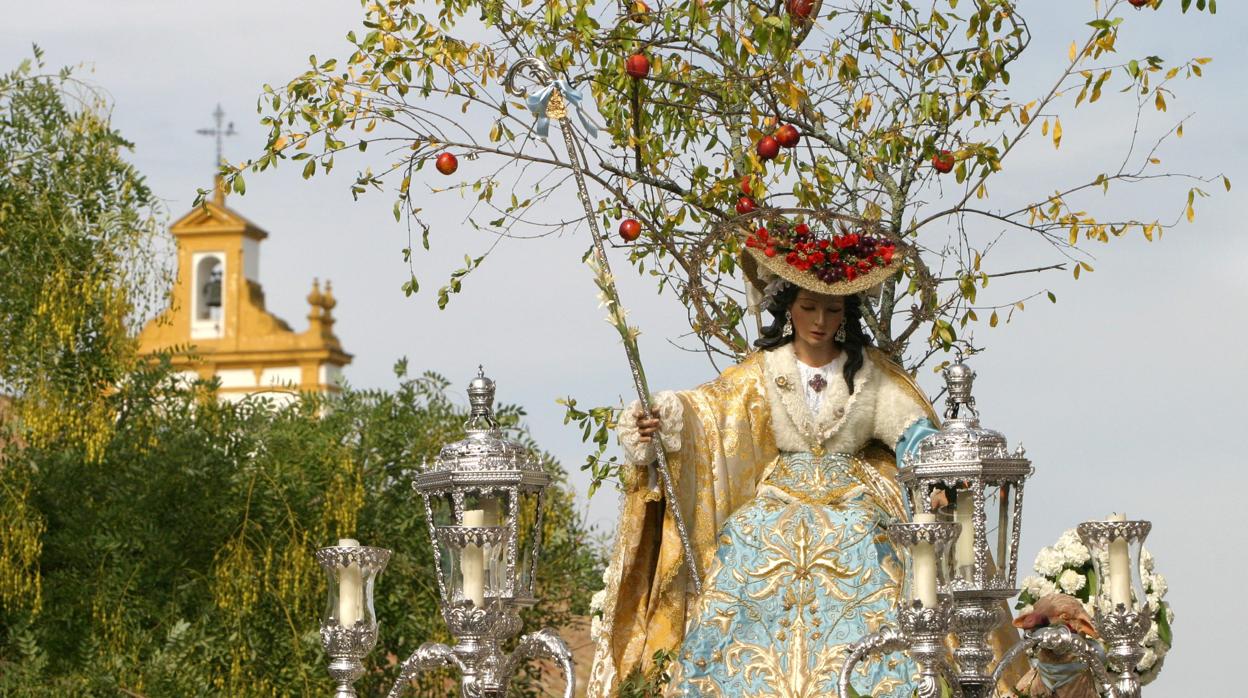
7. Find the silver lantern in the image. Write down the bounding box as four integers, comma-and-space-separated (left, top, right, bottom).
899, 362, 1033, 698
388, 367, 573, 698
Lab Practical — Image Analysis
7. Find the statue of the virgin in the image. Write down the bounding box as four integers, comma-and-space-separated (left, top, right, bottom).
587, 221, 1023, 697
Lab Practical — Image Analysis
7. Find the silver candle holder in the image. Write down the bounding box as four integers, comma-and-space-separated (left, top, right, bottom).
839, 520, 961, 698
315, 543, 391, 698
316, 368, 574, 698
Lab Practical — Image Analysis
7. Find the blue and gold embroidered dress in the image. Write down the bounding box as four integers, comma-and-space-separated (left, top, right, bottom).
587, 345, 1025, 697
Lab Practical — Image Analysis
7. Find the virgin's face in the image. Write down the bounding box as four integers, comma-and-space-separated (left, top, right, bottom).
789, 290, 845, 350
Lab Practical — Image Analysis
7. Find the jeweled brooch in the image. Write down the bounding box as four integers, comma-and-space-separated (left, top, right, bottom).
775, 375, 792, 390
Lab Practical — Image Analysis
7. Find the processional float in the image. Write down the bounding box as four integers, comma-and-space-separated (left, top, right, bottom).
308, 51, 1161, 698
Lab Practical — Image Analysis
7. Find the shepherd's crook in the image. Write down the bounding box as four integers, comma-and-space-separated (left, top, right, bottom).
505, 57, 702, 594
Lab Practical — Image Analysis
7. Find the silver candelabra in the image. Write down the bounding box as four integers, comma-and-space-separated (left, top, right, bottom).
315, 369, 574, 698
838, 363, 1156, 698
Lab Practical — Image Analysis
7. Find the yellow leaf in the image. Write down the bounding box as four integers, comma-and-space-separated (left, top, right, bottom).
1186, 202, 1195, 222
990, 311, 998, 327
1155, 90, 1167, 112
1177, 123, 1183, 138
1224, 176, 1233, 192
1068, 41, 1077, 63
1068, 225, 1078, 246
739, 31, 757, 55
1052, 118, 1062, 149
1041, 119, 1049, 137
1195, 57, 1213, 65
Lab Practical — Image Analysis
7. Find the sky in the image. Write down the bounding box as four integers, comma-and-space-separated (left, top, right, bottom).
4, 1, 1245, 692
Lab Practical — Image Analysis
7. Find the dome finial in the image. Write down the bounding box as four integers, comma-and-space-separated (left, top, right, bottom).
942, 362, 978, 421
466, 367, 497, 431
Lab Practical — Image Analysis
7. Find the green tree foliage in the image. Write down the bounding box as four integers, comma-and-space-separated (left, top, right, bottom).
0, 49, 168, 623
0, 357, 601, 696
229, 0, 1223, 366
0, 48, 167, 461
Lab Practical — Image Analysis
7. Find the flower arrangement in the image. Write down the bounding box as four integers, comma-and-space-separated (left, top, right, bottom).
1016, 526, 1174, 684
743, 219, 897, 284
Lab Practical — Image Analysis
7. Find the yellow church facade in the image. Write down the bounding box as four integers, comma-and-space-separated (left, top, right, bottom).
137, 187, 351, 404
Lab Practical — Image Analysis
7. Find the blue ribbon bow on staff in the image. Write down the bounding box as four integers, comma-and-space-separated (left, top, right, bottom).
525, 80, 600, 139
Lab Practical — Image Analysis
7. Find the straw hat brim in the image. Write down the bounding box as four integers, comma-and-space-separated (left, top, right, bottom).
742, 245, 904, 298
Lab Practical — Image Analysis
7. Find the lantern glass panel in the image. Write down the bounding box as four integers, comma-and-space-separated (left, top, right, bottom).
942, 487, 978, 582
983, 482, 1016, 581
511, 489, 545, 604
427, 492, 454, 527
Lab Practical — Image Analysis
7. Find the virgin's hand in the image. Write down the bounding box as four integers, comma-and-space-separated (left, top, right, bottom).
636, 410, 661, 443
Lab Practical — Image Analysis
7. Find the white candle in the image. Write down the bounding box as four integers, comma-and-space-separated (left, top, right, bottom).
462, 509, 486, 607
1107, 513, 1132, 607
337, 538, 362, 626
954, 491, 975, 572
911, 513, 938, 608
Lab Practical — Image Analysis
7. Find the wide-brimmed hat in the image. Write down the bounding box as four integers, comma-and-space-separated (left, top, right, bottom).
737, 209, 906, 302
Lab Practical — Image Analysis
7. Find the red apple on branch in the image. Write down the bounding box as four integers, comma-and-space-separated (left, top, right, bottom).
435, 152, 458, 175
775, 124, 801, 148
625, 53, 650, 79
756, 136, 781, 161
618, 218, 642, 241
739, 176, 754, 197
1128, 0, 1151, 6
736, 196, 757, 215
931, 150, 955, 174
786, 0, 814, 21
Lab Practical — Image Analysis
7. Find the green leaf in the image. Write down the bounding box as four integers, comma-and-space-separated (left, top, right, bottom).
1155, 601, 1173, 645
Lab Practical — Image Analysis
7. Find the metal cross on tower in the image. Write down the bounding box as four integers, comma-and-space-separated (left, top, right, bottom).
196, 103, 236, 170
196, 104, 237, 204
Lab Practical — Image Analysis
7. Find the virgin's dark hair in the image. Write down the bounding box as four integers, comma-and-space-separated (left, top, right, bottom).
753, 285, 871, 394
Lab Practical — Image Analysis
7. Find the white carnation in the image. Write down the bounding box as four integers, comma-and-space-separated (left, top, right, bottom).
1033, 547, 1065, 577
1143, 623, 1159, 646
1022, 575, 1058, 599
1147, 572, 1168, 598
1058, 569, 1086, 594
1055, 529, 1091, 566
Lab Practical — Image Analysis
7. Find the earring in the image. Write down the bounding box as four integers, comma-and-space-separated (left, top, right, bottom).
782, 311, 793, 338
834, 321, 846, 342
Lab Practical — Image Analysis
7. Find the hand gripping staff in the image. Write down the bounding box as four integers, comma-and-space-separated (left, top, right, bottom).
504, 57, 702, 595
